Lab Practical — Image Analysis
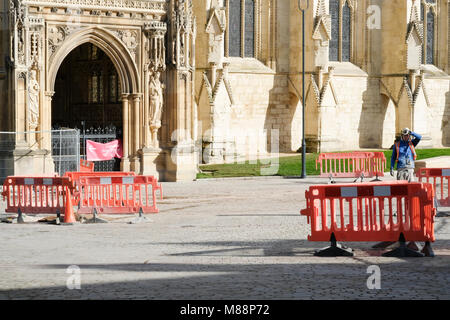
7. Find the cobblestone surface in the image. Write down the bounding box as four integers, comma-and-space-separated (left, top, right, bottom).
0, 176, 449, 299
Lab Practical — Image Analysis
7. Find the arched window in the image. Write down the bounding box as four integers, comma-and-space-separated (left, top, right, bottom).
228, 0, 241, 57
341, 2, 351, 62
244, 0, 255, 57
426, 10, 435, 64
226, 0, 256, 58
329, 0, 339, 61
329, 0, 352, 62
421, 0, 436, 64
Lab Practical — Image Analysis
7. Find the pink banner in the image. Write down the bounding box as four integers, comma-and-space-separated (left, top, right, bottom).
86, 139, 123, 161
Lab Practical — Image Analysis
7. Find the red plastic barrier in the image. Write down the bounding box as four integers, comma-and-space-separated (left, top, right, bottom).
417, 168, 450, 207
1, 176, 75, 214
64, 171, 137, 206
65, 171, 136, 184
80, 159, 94, 172
316, 152, 386, 180
77, 175, 163, 214
300, 181, 435, 242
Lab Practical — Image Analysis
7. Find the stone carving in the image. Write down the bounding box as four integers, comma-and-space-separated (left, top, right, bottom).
47, 23, 81, 59
171, 0, 196, 69
48, 25, 67, 56
9, 0, 27, 66
25, 0, 167, 11
114, 29, 138, 59
149, 69, 165, 145
144, 21, 167, 71
28, 69, 40, 129
30, 32, 40, 67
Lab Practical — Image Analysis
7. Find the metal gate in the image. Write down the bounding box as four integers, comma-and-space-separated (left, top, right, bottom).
80, 122, 120, 172
51, 129, 80, 176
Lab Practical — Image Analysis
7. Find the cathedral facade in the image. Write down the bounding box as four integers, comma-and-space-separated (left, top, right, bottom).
0, 0, 449, 181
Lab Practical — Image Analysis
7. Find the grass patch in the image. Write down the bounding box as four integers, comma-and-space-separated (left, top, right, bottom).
197, 149, 450, 179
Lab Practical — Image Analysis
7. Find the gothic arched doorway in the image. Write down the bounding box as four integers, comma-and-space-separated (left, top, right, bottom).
52, 43, 122, 171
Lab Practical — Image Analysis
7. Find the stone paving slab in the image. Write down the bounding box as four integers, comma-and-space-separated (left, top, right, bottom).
0, 176, 449, 299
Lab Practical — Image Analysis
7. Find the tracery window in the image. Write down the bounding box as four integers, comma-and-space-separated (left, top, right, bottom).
88, 73, 103, 104
226, 0, 256, 58
84, 44, 121, 104
329, 0, 352, 62
421, 0, 436, 65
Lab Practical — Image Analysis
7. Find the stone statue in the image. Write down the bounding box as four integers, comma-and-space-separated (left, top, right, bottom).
28, 69, 40, 129
149, 70, 165, 145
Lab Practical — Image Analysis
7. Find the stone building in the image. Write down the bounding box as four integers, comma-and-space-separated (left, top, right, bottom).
0, 0, 449, 181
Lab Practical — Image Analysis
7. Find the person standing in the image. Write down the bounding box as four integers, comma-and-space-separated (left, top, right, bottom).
390, 128, 422, 182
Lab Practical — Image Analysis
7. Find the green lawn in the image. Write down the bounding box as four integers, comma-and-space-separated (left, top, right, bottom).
197, 149, 450, 179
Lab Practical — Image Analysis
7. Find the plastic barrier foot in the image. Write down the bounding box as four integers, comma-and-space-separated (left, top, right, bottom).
128, 208, 150, 224
421, 241, 435, 257
382, 234, 424, 257
353, 173, 364, 183
406, 241, 421, 252
371, 241, 397, 249
314, 233, 354, 257
17, 208, 24, 224
436, 211, 450, 217
84, 208, 108, 224
48, 210, 61, 225
1, 217, 13, 223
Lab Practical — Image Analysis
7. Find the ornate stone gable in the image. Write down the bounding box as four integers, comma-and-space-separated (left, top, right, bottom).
400, 72, 430, 107
406, 3, 423, 70
312, 0, 331, 44
205, 7, 226, 34
205, 4, 226, 66
310, 67, 337, 107
198, 68, 234, 106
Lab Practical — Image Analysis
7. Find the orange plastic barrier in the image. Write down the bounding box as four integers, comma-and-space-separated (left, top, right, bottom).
300, 181, 435, 242
65, 171, 136, 183
80, 159, 94, 172
316, 152, 386, 182
1, 176, 75, 214
64, 171, 137, 205
417, 168, 450, 207
77, 175, 163, 214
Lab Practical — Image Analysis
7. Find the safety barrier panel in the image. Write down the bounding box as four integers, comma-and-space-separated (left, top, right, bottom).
316, 152, 386, 182
80, 159, 94, 172
417, 168, 450, 207
1, 176, 75, 214
64, 171, 136, 184
64, 171, 137, 206
300, 181, 435, 243
77, 175, 163, 214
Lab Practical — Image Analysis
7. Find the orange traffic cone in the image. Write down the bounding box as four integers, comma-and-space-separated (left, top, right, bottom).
64, 189, 76, 224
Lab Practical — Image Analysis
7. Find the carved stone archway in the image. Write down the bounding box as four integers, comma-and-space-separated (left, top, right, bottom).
48, 27, 139, 94
46, 27, 140, 172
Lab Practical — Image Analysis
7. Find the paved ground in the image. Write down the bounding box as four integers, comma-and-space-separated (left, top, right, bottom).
0, 175, 449, 300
